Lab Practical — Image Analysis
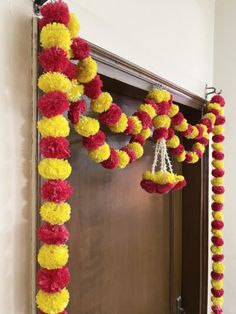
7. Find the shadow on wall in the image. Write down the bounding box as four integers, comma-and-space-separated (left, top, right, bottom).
0, 0, 33, 313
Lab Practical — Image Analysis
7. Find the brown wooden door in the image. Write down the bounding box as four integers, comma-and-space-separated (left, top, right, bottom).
67, 88, 182, 314
35, 41, 208, 314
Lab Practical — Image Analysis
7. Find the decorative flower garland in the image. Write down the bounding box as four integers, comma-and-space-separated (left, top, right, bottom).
36, 2, 81, 313
35, 1, 225, 313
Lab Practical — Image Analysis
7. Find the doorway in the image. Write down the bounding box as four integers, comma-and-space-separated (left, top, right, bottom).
34, 42, 209, 314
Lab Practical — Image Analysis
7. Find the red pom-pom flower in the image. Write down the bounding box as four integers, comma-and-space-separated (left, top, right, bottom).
38, 223, 69, 244
212, 186, 225, 194
121, 147, 136, 163
211, 95, 225, 107
38, 92, 69, 118
40, 137, 70, 159
41, 180, 73, 203
140, 180, 157, 193
213, 134, 225, 143
82, 131, 106, 150
130, 135, 145, 145
211, 220, 224, 230
71, 37, 90, 60
37, 266, 70, 293
84, 75, 103, 99
68, 100, 86, 124
101, 148, 119, 169
211, 305, 223, 314
133, 111, 152, 129
211, 236, 224, 247
153, 128, 169, 141
99, 103, 122, 126
171, 112, 184, 126
156, 101, 171, 115
39, 1, 70, 29
39, 48, 69, 72
124, 118, 135, 135
63, 62, 78, 80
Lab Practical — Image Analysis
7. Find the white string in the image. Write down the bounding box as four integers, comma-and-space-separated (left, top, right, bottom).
151, 141, 161, 174
164, 144, 174, 174
151, 138, 174, 174
160, 139, 167, 172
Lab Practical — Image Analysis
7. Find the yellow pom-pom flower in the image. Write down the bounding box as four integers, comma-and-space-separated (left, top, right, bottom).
88, 143, 110, 163
212, 143, 224, 151
68, 13, 80, 38
211, 280, 223, 290
40, 202, 71, 225
154, 171, 177, 184
169, 104, 179, 117
77, 56, 97, 83
213, 125, 224, 135
38, 72, 71, 94
211, 177, 224, 186
140, 128, 151, 140
153, 115, 171, 129
211, 229, 223, 237
212, 211, 224, 220
38, 158, 72, 180
147, 88, 171, 103
188, 152, 199, 164
91, 92, 113, 113
211, 296, 224, 307
40, 23, 71, 52
193, 142, 205, 153
127, 142, 144, 159
109, 113, 128, 133
139, 104, 156, 119
142, 171, 154, 181
166, 135, 180, 148
129, 116, 142, 135
212, 194, 224, 204
204, 113, 216, 124
212, 160, 224, 169
174, 119, 188, 132
36, 288, 69, 314
38, 244, 69, 269
38, 115, 70, 138
211, 245, 223, 255
74, 116, 100, 137
176, 151, 186, 162
208, 102, 224, 115
213, 262, 225, 274
67, 80, 84, 102
185, 126, 199, 139
143, 171, 176, 184
117, 150, 130, 169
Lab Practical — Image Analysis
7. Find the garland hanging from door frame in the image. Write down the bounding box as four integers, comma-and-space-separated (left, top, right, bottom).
35, 1, 225, 314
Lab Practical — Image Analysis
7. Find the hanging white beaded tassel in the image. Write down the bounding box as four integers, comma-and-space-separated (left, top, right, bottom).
151, 138, 173, 174
141, 138, 186, 194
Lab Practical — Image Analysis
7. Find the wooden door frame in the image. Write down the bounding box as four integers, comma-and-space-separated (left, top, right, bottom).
89, 41, 209, 314
31, 17, 209, 311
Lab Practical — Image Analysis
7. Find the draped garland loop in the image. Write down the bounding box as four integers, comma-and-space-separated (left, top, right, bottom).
36, 1, 225, 313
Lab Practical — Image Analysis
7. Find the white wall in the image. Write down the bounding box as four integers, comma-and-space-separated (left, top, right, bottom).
69, 0, 215, 97
0, 0, 215, 313
214, 1, 236, 313
0, 0, 33, 313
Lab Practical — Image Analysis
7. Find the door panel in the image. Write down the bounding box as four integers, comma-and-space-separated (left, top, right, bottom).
67, 88, 179, 314
68, 137, 171, 314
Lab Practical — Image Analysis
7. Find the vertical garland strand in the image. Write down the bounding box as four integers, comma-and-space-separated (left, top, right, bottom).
209, 95, 226, 314
35, 2, 82, 313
